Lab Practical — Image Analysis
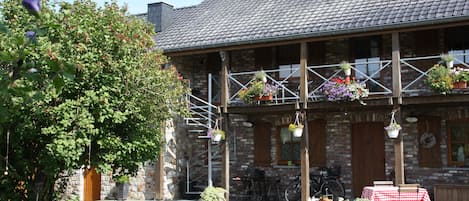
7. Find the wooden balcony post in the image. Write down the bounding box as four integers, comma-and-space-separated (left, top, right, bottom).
391, 33, 405, 185
220, 51, 229, 113
219, 51, 230, 200
393, 108, 405, 185
300, 42, 309, 107
300, 42, 310, 201
392, 32, 402, 99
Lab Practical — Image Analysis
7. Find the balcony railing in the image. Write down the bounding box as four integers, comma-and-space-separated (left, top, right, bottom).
224, 53, 469, 106
401, 52, 469, 95
228, 68, 301, 104
307, 60, 393, 100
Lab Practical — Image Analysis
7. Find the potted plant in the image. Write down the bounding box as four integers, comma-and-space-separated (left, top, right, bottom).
239, 80, 277, 103
451, 67, 469, 89
289, 112, 304, 137
385, 123, 401, 138
425, 64, 453, 94
339, 61, 352, 77
254, 70, 267, 83
200, 186, 226, 201
288, 123, 304, 137
208, 128, 225, 142
441, 53, 455, 68
321, 77, 369, 105
114, 175, 130, 200
256, 82, 277, 101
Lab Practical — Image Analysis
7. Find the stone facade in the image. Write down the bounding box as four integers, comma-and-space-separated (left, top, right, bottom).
60, 120, 178, 201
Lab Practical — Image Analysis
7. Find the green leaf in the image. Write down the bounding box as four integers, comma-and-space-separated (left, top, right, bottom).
53, 76, 65, 92
0, 23, 8, 33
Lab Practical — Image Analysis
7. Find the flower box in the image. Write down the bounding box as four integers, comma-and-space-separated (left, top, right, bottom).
255, 94, 273, 101
453, 81, 467, 89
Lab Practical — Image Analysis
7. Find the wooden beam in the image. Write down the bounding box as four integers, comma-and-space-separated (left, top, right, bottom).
156, 145, 165, 199
156, 122, 165, 200
402, 94, 469, 105
220, 51, 230, 200
220, 51, 230, 113
392, 32, 402, 98
300, 42, 308, 107
393, 108, 405, 184
222, 113, 230, 201
166, 21, 469, 57
301, 110, 310, 201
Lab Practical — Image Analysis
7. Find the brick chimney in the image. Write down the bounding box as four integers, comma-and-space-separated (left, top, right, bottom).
147, 2, 174, 32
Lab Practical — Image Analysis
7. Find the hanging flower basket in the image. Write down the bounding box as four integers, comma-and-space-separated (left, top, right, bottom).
208, 119, 225, 142
385, 112, 401, 138
289, 112, 304, 137
208, 129, 225, 142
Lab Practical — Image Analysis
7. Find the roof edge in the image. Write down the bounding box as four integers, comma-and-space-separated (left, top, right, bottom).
158, 15, 469, 54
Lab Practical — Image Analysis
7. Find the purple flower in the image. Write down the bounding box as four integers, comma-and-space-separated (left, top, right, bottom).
22, 0, 41, 13
25, 31, 36, 39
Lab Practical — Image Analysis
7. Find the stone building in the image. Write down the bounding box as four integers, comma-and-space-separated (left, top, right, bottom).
70, 0, 469, 200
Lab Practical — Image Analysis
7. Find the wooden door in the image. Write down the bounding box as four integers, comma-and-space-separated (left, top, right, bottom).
84, 168, 101, 201
254, 122, 271, 166
352, 122, 386, 197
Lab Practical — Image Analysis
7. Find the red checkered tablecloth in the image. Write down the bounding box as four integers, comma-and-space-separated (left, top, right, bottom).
361, 186, 431, 201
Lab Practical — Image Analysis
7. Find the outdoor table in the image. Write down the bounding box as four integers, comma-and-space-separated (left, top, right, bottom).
361, 186, 431, 201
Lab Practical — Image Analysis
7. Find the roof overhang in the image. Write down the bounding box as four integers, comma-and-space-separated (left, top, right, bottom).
159, 16, 469, 57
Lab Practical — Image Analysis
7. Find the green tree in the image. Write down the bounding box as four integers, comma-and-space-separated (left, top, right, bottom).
0, 0, 189, 200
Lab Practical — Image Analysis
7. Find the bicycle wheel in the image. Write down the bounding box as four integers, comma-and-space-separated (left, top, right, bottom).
320, 179, 345, 201
284, 181, 301, 201
310, 176, 322, 198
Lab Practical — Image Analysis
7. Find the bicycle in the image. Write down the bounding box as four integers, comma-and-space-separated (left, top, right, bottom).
284, 166, 345, 201
233, 167, 284, 201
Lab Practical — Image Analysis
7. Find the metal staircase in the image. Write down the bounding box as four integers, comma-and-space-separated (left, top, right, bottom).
183, 92, 222, 196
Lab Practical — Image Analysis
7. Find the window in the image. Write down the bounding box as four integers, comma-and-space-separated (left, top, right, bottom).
447, 120, 469, 167
279, 64, 300, 79
278, 126, 301, 165
448, 50, 469, 64
276, 120, 327, 166
355, 57, 381, 92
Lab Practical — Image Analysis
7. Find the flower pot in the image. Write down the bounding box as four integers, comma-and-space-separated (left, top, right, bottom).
446, 61, 454, 68
453, 81, 467, 89
293, 127, 303, 137
213, 134, 222, 142
116, 183, 129, 200
345, 76, 351, 85
385, 128, 400, 138
344, 68, 351, 76
255, 94, 273, 101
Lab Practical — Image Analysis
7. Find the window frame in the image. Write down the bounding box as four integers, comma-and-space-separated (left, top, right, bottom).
278, 64, 301, 79
448, 50, 469, 65
446, 119, 469, 167
276, 125, 301, 165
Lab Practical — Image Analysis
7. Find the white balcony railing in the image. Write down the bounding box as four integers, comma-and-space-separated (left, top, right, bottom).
401, 52, 469, 95
228, 68, 301, 104
307, 60, 393, 100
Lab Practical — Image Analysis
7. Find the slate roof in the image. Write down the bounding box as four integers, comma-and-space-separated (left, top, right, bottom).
154, 0, 469, 53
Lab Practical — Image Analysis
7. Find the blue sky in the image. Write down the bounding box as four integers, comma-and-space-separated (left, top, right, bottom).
63, 0, 204, 14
